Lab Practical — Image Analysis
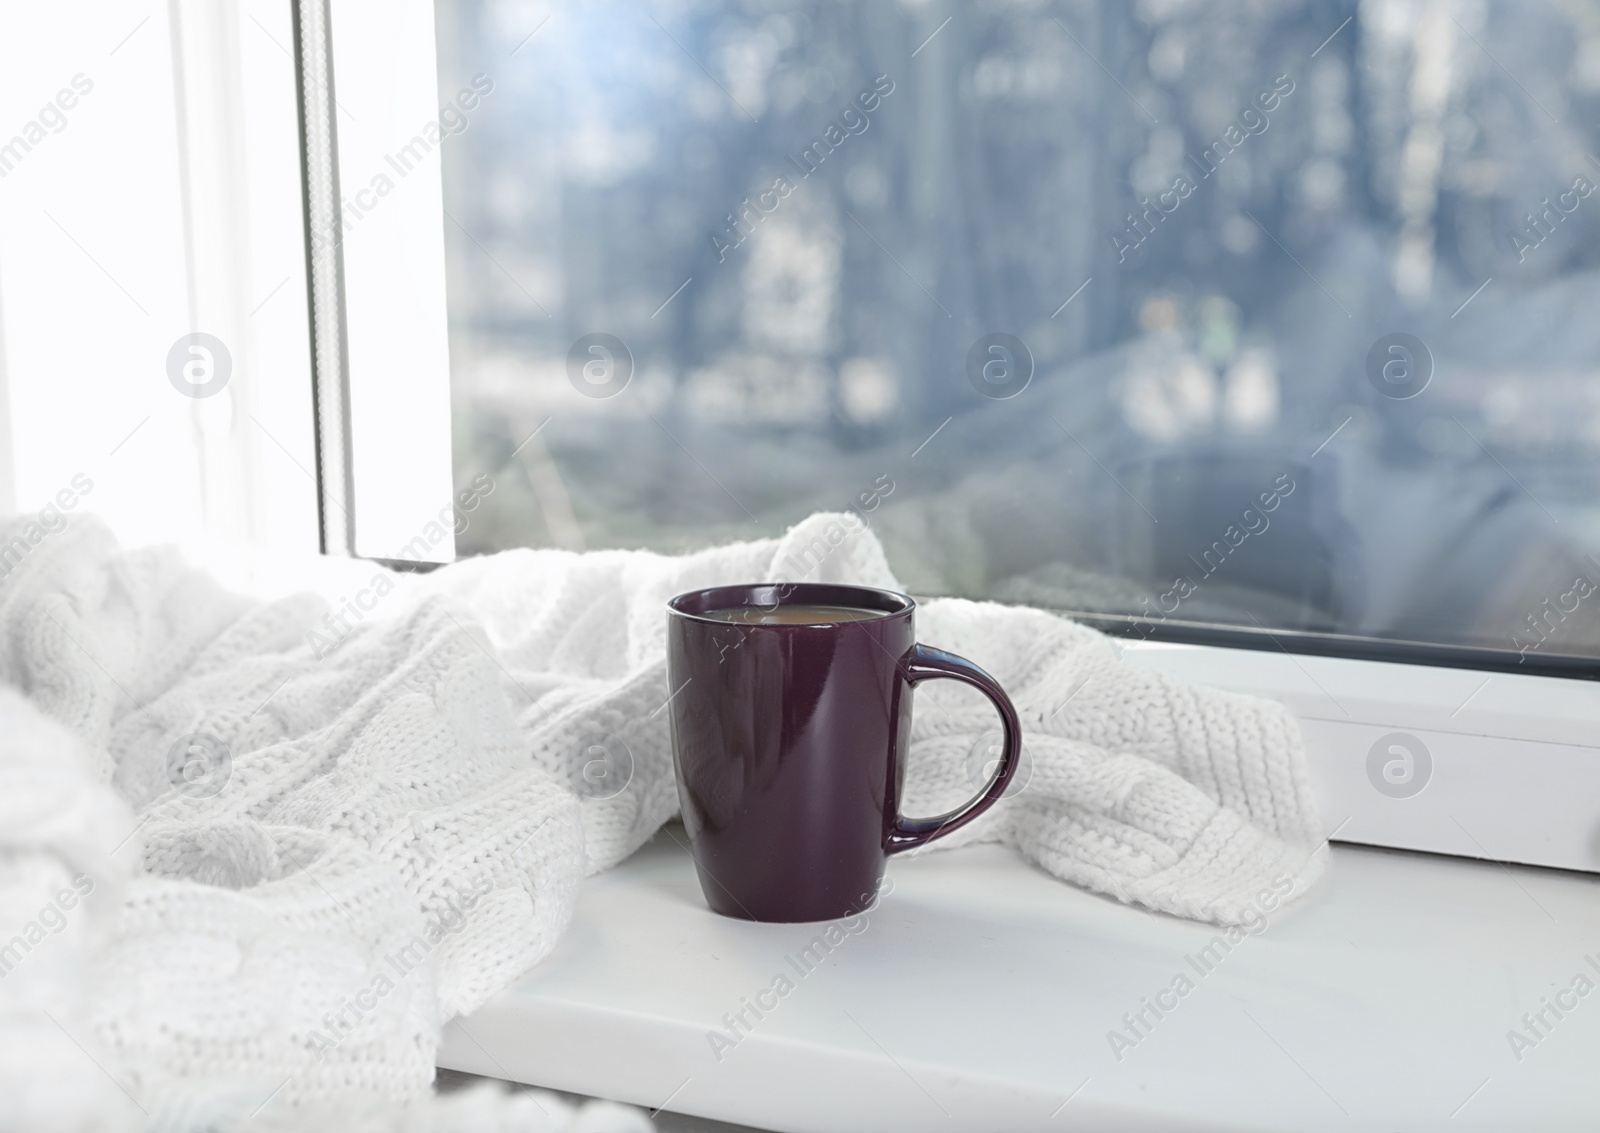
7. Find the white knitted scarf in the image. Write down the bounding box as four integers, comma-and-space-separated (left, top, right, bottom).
0, 511, 1324, 1130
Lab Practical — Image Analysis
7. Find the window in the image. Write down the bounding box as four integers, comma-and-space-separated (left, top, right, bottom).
428, 0, 1600, 674
0, 0, 1588, 902
303, 0, 1600, 872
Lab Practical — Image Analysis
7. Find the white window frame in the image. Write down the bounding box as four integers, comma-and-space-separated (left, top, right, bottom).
303, 0, 456, 563
317, 0, 1600, 874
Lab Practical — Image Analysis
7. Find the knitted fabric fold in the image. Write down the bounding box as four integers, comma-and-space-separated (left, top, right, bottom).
0, 511, 1324, 1128
423, 511, 1327, 926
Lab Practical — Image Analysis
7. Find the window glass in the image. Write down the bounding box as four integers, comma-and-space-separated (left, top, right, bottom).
434, 0, 1600, 664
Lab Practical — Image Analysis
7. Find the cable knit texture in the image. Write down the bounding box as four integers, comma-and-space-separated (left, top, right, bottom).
0, 511, 1324, 1130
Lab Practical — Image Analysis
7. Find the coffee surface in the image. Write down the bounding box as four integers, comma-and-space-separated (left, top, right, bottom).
700, 603, 884, 625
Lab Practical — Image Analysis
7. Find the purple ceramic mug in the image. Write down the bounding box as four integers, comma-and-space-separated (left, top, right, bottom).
666, 582, 1022, 923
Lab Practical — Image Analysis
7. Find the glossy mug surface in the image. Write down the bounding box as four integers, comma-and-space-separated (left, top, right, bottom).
666, 582, 1022, 923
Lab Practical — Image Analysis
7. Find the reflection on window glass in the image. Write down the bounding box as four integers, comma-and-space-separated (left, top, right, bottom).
435, 0, 1600, 664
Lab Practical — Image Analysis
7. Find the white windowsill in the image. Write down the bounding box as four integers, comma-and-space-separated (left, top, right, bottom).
438, 828, 1599, 1132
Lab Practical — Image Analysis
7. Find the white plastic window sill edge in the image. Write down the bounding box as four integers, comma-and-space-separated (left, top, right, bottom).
1122, 640, 1600, 874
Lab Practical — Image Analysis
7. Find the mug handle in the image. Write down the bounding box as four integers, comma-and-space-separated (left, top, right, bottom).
885, 643, 1023, 855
